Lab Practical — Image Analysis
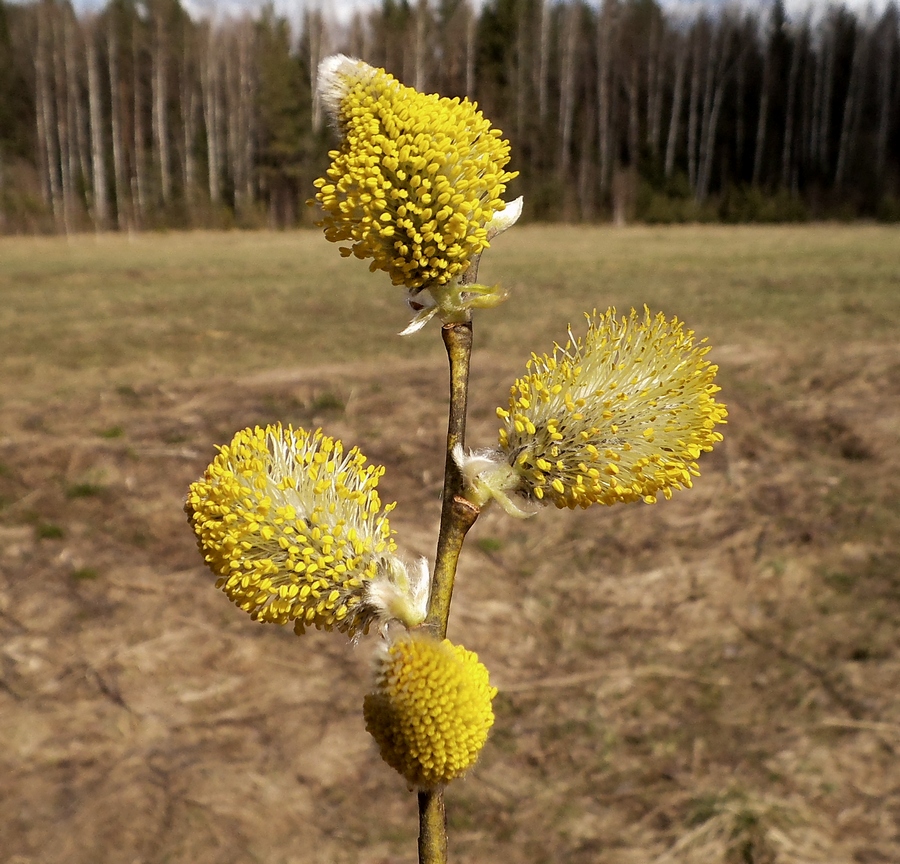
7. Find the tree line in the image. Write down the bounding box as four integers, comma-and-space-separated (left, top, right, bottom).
0, 0, 898, 234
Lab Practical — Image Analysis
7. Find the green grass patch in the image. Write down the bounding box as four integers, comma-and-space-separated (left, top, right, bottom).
310, 391, 345, 412
36, 523, 64, 539
66, 483, 105, 498
822, 570, 857, 594
1, 227, 897, 405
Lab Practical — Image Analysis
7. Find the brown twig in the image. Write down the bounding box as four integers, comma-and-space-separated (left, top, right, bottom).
417, 321, 481, 864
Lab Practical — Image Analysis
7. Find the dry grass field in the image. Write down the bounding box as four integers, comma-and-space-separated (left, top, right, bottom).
1, 225, 898, 864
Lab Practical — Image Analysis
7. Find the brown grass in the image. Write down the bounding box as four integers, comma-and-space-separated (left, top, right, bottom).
1, 225, 898, 864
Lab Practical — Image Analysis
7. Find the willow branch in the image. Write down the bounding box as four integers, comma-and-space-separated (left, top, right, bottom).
417, 788, 448, 864
417, 268, 486, 863
427, 321, 480, 636
416, 320, 480, 864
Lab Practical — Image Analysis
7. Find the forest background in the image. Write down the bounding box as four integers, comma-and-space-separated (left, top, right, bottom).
0, 0, 898, 234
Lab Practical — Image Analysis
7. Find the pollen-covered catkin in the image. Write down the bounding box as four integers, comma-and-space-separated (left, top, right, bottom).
364, 634, 497, 788
312, 56, 517, 291
496, 307, 727, 508
185, 424, 424, 638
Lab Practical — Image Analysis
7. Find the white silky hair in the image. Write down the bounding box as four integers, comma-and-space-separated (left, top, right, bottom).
317, 54, 381, 121
365, 556, 431, 633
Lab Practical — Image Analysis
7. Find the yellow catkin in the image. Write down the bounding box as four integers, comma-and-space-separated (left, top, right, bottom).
497, 307, 727, 508
364, 635, 497, 788
185, 424, 398, 638
313, 56, 517, 290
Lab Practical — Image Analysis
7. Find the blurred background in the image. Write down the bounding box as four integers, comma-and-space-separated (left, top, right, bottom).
0, 0, 898, 233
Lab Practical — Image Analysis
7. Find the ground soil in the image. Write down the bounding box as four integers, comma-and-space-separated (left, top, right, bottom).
2, 328, 898, 863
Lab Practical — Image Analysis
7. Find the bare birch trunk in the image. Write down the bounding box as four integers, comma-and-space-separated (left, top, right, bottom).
86, 18, 109, 230
819, 22, 835, 172
34, 58, 51, 213
578, 102, 596, 219
652, 38, 666, 159
240, 24, 255, 209
180, 26, 198, 207
665, 35, 687, 179
347, 12, 366, 61
538, 0, 550, 121
52, 6, 74, 233
696, 22, 717, 199
414, 0, 427, 92
36, 2, 63, 228
835, 30, 865, 187
781, 28, 801, 189
697, 83, 726, 201
809, 32, 823, 163
800, 29, 814, 168
515, 14, 526, 144
697, 27, 730, 203
735, 44, 746, 173
307, 11, 326, 133
646, 18, 657, 150
132, 21, 147, 224
225, 23, 253, 214
752, 33, 770, 186
107, 15, 129, 230
597, 0, 613, 195
152, 0, 171, 205
687, 29, 701, 191
627, 56, 639, 168
225, 30, 238, 209
201, 25, 221, 204
64, 10, 91, 218
646, 17, 664, 157
875, 22, 895, 177
558, 2, 579, 179
465, 9, 475, 99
